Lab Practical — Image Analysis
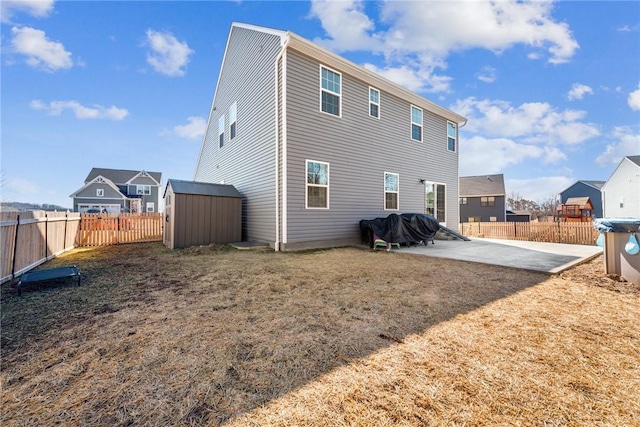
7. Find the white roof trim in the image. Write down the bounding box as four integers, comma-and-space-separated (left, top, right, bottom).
126, 170, 161, 186
69, 175, 124, 198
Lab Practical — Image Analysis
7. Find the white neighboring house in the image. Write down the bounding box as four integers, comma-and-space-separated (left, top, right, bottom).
601, 155, 640, 218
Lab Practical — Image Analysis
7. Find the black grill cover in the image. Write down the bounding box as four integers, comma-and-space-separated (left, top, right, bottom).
360, 213, 440, 244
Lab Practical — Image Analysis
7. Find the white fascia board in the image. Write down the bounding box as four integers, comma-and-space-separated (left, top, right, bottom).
286, 32, 467, 125
127, 170, 161, 187
69, 175, 123, 198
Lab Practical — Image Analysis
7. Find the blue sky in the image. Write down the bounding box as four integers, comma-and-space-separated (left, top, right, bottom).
2, 0, 639, 209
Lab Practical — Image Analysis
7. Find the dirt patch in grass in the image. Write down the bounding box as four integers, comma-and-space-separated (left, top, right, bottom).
1, 243, 638, 426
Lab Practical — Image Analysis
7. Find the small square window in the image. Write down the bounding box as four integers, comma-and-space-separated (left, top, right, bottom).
459, 197, 467, 205
97, 188, 104, 197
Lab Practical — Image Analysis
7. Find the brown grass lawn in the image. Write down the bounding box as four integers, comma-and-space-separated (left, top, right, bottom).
1, 243, 639, 426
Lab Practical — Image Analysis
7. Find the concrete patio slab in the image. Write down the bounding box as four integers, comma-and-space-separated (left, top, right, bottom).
399, 237, 602, 274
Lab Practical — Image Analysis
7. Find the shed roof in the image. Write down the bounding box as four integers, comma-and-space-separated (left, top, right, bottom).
459, 174, 506, 197
166, 179, 242, 198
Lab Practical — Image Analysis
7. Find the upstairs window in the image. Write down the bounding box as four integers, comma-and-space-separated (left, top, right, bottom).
481, 196, 495, 207
384, 172, 399, 210
96, 189, 104, 197
411, 106, 423, 141
369, 87, 380, 118
320, 66, 341, 117
459, 197, 467, 205
447, 121, 457, 152
306, 160, 329, 209
218, 116, 225, 147
137, 185, 151, 195
229, 102, 237, 140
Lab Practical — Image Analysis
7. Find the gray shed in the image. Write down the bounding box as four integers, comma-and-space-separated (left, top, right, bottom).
163, 179, 242, 249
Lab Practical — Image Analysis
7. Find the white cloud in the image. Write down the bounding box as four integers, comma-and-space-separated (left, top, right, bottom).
476, 66, 496, 83
145, 29, 194, 77
628, 84, 640, 111
30, 99, 129, 120
4, 177, 39, 198
1, 0, 54, 23
173, 116, 206, 139
363, 63, 452, 93
459, 135, 543, 176
567, 83, 593, 101
310, 0, 579, 93
451, 97, 600, 145
596, 127, 640, 165
10, 26, 73, 72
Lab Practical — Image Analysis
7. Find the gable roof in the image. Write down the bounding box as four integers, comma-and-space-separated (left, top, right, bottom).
626, 155, 640, 167
459, 174, 506, 197
69, 175, 125, 198
85, 168, 162, 186
165, 179, 242, 198
564, 197, 592, 208
219, 23, 467, 125
560, 180, 605, 194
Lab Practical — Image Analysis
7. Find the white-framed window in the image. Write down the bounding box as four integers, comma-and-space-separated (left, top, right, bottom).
218, 115, 225, 147
146, 202, 155, 212
459, 197, 467, 205
369, 87, 380, 118
481, 196, 495, 207
306, 160, 329, 209
229, 102, 237, 140
137, 185, 151, 195
384, 172, 399, 210
619, 197, 624, 208
411, 105, 423, 141
425, 181, 446, 223
96, 188, 104, 197
447, 121, 457, 152
490, 216, 497, 222
320, 65, 341, 117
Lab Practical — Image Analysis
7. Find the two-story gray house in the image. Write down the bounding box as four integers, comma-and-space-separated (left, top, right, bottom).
194, 23, 466, 250
459, 174, 506, 222
70, 168, 162, 213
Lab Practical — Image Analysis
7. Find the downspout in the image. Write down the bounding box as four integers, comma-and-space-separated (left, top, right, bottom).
274, 35, 290, 252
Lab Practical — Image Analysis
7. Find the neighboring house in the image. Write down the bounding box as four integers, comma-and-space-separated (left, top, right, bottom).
559, 180, 605, 218
506, 210, 531, 222
556, 197, 594, 222
459, 174, 506, 222
602, 155, 640, 217
193, 23, 467, 250
70, 168, 162, 213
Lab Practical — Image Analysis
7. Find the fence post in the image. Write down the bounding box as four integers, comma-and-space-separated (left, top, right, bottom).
11, 215, 20, 279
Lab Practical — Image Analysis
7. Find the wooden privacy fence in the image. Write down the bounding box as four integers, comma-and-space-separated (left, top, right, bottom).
1, 211, 80, 284
460, 221, 599, 245
76, 213, 163, 246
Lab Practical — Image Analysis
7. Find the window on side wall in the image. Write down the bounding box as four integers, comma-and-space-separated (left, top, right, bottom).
459, 197, 467, 205
306, 160, 329, 209
369, 87, 380, 118
384, 172, 399, 210
219, 115, 225, 148
320, 66, 341, 117
146, 202, 154, 212
411, 105, 423, 141
481, 196, 495, 207
229, 102, 237, 140
96, 189, 104, 197
447, 121, 457, 152
137, 185, 151, 195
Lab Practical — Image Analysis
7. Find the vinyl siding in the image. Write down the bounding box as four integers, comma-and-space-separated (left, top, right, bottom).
602, 160, 640, 217
194, 26, 283, 242
283, 49, 459, 247
460, 196, 506, 222
75, 183, 123, 199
